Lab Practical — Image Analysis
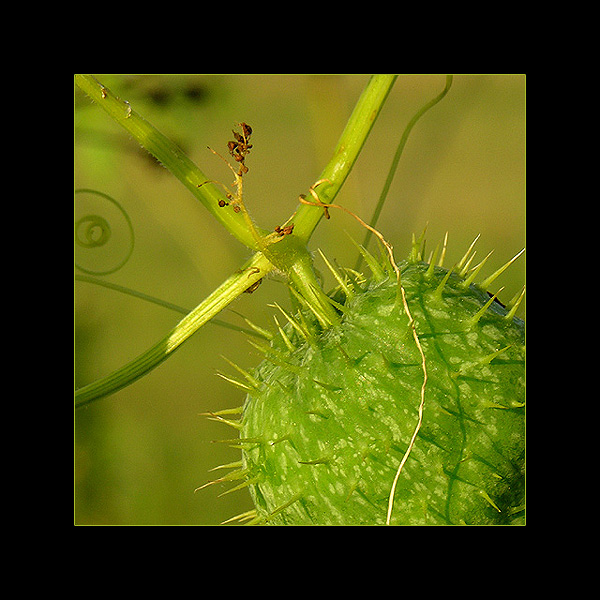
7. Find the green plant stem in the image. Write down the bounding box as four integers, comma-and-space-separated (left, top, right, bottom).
268, 75, 397, 324
75, 253, 272, 407
291, 75, 397, 244
75, 75, 265, 251
75, 274, 268, 337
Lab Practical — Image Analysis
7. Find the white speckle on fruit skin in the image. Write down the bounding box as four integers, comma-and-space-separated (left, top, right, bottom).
510, 431, 522, 444
466, 332, 478, 347
377, 304, 394, 317
423, 305, 447, 321
482, 324, 502, 343
484, 420, 498, 437
333, 480, 345, 495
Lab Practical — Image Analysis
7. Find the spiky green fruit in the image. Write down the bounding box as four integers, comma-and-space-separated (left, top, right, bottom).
227, 251, 524, 525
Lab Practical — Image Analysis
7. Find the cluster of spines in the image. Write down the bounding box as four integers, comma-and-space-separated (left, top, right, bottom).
412, 231, 525, 322
408, 231, 525, 322
195, 404, 305, 525
197, 232, 524, 524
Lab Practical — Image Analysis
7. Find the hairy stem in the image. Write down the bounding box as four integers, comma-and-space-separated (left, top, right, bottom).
75, 75, 266, 250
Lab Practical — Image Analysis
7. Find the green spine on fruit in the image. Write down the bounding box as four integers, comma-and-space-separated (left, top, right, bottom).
210, 240, 525, 525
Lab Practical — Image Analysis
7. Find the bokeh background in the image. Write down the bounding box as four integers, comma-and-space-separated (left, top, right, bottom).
75, 74, 525, 525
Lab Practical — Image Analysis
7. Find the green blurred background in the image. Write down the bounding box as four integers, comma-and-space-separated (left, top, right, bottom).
74, 75, 525, 525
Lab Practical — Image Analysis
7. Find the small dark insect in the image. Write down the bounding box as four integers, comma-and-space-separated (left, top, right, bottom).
243, 278, 263, 294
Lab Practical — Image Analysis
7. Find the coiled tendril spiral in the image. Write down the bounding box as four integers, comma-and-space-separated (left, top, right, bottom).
75, 189, 134, 276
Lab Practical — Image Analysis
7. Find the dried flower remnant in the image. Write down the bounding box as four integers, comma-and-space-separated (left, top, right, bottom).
227, 122, 253, 175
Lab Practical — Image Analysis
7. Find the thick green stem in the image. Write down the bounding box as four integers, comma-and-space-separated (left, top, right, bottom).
291, 75, 397, 244
266, 234, 340, 327
75, 253, 272, 407
268, 75, 397, 325
75, 75, 265, 250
